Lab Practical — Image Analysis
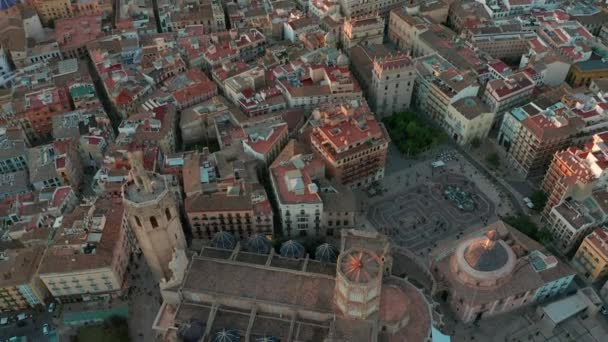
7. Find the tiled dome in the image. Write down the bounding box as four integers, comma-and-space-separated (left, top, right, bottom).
211, 231, 236, 250
247, 234, 271, 254
315, 243, 338, 263
280, 240, 305, 259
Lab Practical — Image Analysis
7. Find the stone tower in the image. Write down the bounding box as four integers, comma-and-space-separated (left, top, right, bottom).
122, 151, 187, 281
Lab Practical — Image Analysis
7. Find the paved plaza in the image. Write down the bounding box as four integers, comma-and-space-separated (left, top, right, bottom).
366, 173, 495, 255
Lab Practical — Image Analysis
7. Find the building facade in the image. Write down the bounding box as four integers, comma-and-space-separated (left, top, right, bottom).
370, 53, 416, 117
572, 228, 608, 282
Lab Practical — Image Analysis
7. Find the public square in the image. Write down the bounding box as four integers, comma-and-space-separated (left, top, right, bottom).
359, 144, 516, 258
367, 172, 495, 255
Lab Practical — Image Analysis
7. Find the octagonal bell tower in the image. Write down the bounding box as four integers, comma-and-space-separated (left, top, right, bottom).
122, 151, 186, 282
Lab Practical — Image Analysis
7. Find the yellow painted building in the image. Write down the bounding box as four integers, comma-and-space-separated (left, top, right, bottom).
0, 247, 48, 312
33, 0, 73, 24
572, 228, 608, 282
566, 59, 608, 88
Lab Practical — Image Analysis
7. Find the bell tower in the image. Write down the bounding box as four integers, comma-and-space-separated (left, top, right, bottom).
122, 151, 187, 281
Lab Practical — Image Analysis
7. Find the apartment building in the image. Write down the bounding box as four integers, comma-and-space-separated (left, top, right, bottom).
182, 145, 273, 239
52, 107, 114, 168
508, 108, 585, 179
277, 65, 363, 109
465, 24, 537, 59
0, 135, 28, 175
483, 72, 535, 122
55, 14, 105, 59
545, 194, 608, 253
342, 14, 384, 51
309, 100, 390, 188
339, 0, 402, 18
413, 53, 480, 130
0, 247, 47, 312
567, 59, 608, 88
33, 0, 73, 24
116, 104, 177, 155
541, 132, 608, 217
270, 140, 356, 237
38, 198, 131, 303
572, 228, 608, 282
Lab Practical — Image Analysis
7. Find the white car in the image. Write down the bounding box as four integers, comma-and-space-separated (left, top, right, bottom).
523, 197, 534, 209
42, 323, 50, 335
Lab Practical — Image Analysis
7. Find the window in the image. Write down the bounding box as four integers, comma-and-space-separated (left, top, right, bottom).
134, 216, 142, 227
165, 208, 172, 220
150, 216, 158, 228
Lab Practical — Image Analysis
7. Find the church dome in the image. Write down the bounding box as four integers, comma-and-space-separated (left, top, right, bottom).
177, 320, 206, 342
211, 231, 236, 250
246, 234, 271, 254
337, 53, 349, 66
452, 229, 517, 288
463, 230, 509, 272
213, 328, 240, 342
315, 243, 338, 263
280, 240, 305, 259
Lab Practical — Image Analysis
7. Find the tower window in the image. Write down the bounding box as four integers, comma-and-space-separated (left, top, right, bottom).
165, 208, 172, 220
150, 216, 158, 228
134, 216, 142, 227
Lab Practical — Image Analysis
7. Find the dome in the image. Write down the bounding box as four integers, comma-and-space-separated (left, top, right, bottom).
254, 335, 280, 342
0, 0, 17, 10
177, 320, 206, 342
315, 243, 338, 263
337, 53, 349, 66
212, 231, 236, 250
247, 234, 271, 254
463, 230, 508, 272
213, 328, 240, 342
338, 249, 381, 283
280, 240, 305, 259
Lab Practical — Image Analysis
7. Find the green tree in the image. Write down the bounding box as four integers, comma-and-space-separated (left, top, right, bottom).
530, 190, 548, 210
76, 315, 129, 342
485, 152, 500, 169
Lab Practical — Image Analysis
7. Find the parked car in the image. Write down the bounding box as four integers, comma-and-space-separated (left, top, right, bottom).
600, 306, 608, 316
47, 302, 56, 313
523, 197, 534, 209
42, 323, 50, 335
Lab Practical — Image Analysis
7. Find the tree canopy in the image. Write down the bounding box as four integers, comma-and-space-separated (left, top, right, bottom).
383, 111, 447, 156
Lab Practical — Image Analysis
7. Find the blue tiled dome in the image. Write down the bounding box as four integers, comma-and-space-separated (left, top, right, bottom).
213, 328, 240, 342
211, 231, 236, 250
280, 240, 305, 259
315, 243, 338, 263
247, 234, 271, 254
254, 335, 280, 342
0, 0, 17, 11
176, 320, 205, 342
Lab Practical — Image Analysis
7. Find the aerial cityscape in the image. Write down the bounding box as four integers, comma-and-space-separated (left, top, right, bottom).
2, 0, 608, 341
